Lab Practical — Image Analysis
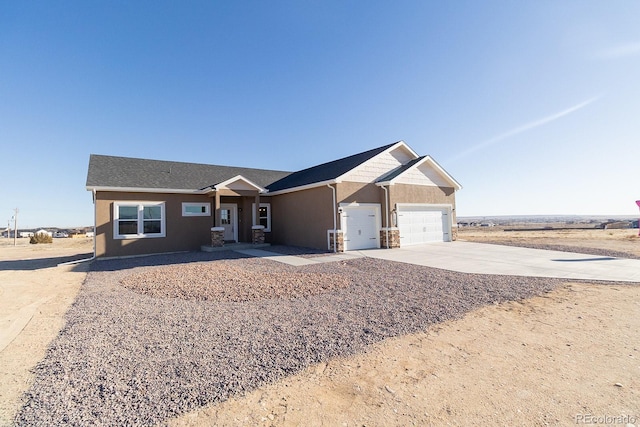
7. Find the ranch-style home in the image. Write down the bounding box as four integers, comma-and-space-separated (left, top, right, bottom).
86, 141, 462, 258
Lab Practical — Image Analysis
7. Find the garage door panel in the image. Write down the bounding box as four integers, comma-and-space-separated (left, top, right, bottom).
398, 206, 450, 245
341, 206, 380, 250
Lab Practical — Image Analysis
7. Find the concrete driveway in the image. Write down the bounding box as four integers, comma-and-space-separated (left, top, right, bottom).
362, 241, 640, 282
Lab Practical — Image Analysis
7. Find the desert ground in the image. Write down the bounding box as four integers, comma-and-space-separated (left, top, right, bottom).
458, 226, 640, 258
1, 230, 638, 426
0, 238, 92, 426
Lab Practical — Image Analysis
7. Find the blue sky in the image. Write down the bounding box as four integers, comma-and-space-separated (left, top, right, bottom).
1, 1, 639, 228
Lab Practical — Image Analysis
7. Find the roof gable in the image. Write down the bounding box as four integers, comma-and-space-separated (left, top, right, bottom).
212, 175, 266, 192
376, 155, 462, 190
339, 142, 418, 183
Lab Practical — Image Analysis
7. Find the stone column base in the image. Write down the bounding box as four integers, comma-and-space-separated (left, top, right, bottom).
451, 226, 458, 241
211, 227, 224, 247
380, 227, 400, 248
327, 230, 344, 252
252, 225, 265, 244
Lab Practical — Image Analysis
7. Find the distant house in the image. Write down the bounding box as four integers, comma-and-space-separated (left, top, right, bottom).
86, 141, 462, 258
600, 221, 632, 229
20, 231, 34, 238
36, 229, 53, 236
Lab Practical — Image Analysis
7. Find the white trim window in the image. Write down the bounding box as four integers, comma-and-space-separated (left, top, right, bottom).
252, 203, 271, 232
182, 202, 211, 217
114, 202, 166, 239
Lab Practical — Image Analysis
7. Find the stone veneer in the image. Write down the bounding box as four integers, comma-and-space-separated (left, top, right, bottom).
210, 227, 225, 247
380, 227, 400, 249
328, 230, 344, 253
252, 225, 265, 244
451, 226, 458, 241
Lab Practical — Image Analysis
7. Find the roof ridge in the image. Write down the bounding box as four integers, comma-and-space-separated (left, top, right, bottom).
288, 142, 398, 175
266, 142, 402, 192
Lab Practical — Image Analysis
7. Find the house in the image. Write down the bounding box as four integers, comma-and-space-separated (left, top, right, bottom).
86, 141, 461, 258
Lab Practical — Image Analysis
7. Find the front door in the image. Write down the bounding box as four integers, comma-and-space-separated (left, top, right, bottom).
220, 203, 237, 242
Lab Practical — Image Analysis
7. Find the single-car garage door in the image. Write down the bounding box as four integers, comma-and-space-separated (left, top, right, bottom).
341, 204, 380, 250
397, 205, 451, 245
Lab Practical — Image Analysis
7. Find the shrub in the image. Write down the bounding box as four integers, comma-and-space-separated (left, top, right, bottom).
30, 233, 53, 244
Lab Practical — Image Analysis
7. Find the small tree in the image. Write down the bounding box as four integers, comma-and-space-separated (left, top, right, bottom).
30, 232, 53, 244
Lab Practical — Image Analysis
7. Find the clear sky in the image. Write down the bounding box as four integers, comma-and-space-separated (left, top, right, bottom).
1, 1, 639, 229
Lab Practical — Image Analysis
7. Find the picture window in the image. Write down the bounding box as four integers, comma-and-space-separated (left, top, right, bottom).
114, 202, 165, 239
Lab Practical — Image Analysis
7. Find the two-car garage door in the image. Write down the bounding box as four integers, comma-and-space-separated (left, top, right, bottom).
397, 205, 451, 245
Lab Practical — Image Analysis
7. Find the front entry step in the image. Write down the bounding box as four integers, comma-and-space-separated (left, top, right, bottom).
201, 243, 271, 253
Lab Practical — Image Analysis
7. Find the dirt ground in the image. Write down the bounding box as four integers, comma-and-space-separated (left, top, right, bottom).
0, 238, 92, 426
1, 233, 638, 426
173, 283, 639, 427
458, 227, 640, 258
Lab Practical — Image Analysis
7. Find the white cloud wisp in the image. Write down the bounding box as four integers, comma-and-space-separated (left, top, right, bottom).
450, 95, 601, 162
595, 41, 640, 60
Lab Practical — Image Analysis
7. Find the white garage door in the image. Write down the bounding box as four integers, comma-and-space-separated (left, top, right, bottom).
397, 205, 450, 245
341, 205, 380, 250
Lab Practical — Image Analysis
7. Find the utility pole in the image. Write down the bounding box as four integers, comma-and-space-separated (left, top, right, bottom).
636, 200, 640, 237
13, 208, 18, 246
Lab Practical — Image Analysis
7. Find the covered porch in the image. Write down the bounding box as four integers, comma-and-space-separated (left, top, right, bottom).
205, 175, 269, 247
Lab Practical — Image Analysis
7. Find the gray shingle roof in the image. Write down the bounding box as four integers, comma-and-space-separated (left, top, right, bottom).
86, 155, 291, 191
86, 142, 414, 193
265, 143, 397, 192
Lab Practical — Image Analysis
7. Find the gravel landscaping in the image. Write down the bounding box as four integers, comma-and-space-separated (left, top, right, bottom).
16, 249, 565, 426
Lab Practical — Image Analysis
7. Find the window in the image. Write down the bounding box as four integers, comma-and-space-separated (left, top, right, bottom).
251, 203, 271, 232
114, 202, 165, 239
182, 202, 211, 217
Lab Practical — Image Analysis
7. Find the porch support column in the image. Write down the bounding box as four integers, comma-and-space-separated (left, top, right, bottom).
254, 194, 260, 226
214, 191, 221, 227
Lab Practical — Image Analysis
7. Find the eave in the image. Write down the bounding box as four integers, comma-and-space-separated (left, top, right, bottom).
86, 186, 209, 194
264, 178, 340, 196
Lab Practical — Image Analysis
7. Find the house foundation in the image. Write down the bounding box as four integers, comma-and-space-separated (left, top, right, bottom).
328, 230, 344, 252
252, 225, 265, 244
380, 227, 400, 248
211, 227, 225, 247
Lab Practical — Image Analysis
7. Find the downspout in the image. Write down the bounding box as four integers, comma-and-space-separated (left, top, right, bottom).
380, 185, 390, 249
327, 184, 337, 253
92, 188, 97, 259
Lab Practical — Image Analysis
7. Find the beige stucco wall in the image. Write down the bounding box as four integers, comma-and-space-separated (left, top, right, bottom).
388, 183, 457, 223
270, 182, 457, 251
335, 182, 384, 206
95, 182, 458, 256
336, 182, 456, 226
270, 186, 334, 250
95, 192, 214, 258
